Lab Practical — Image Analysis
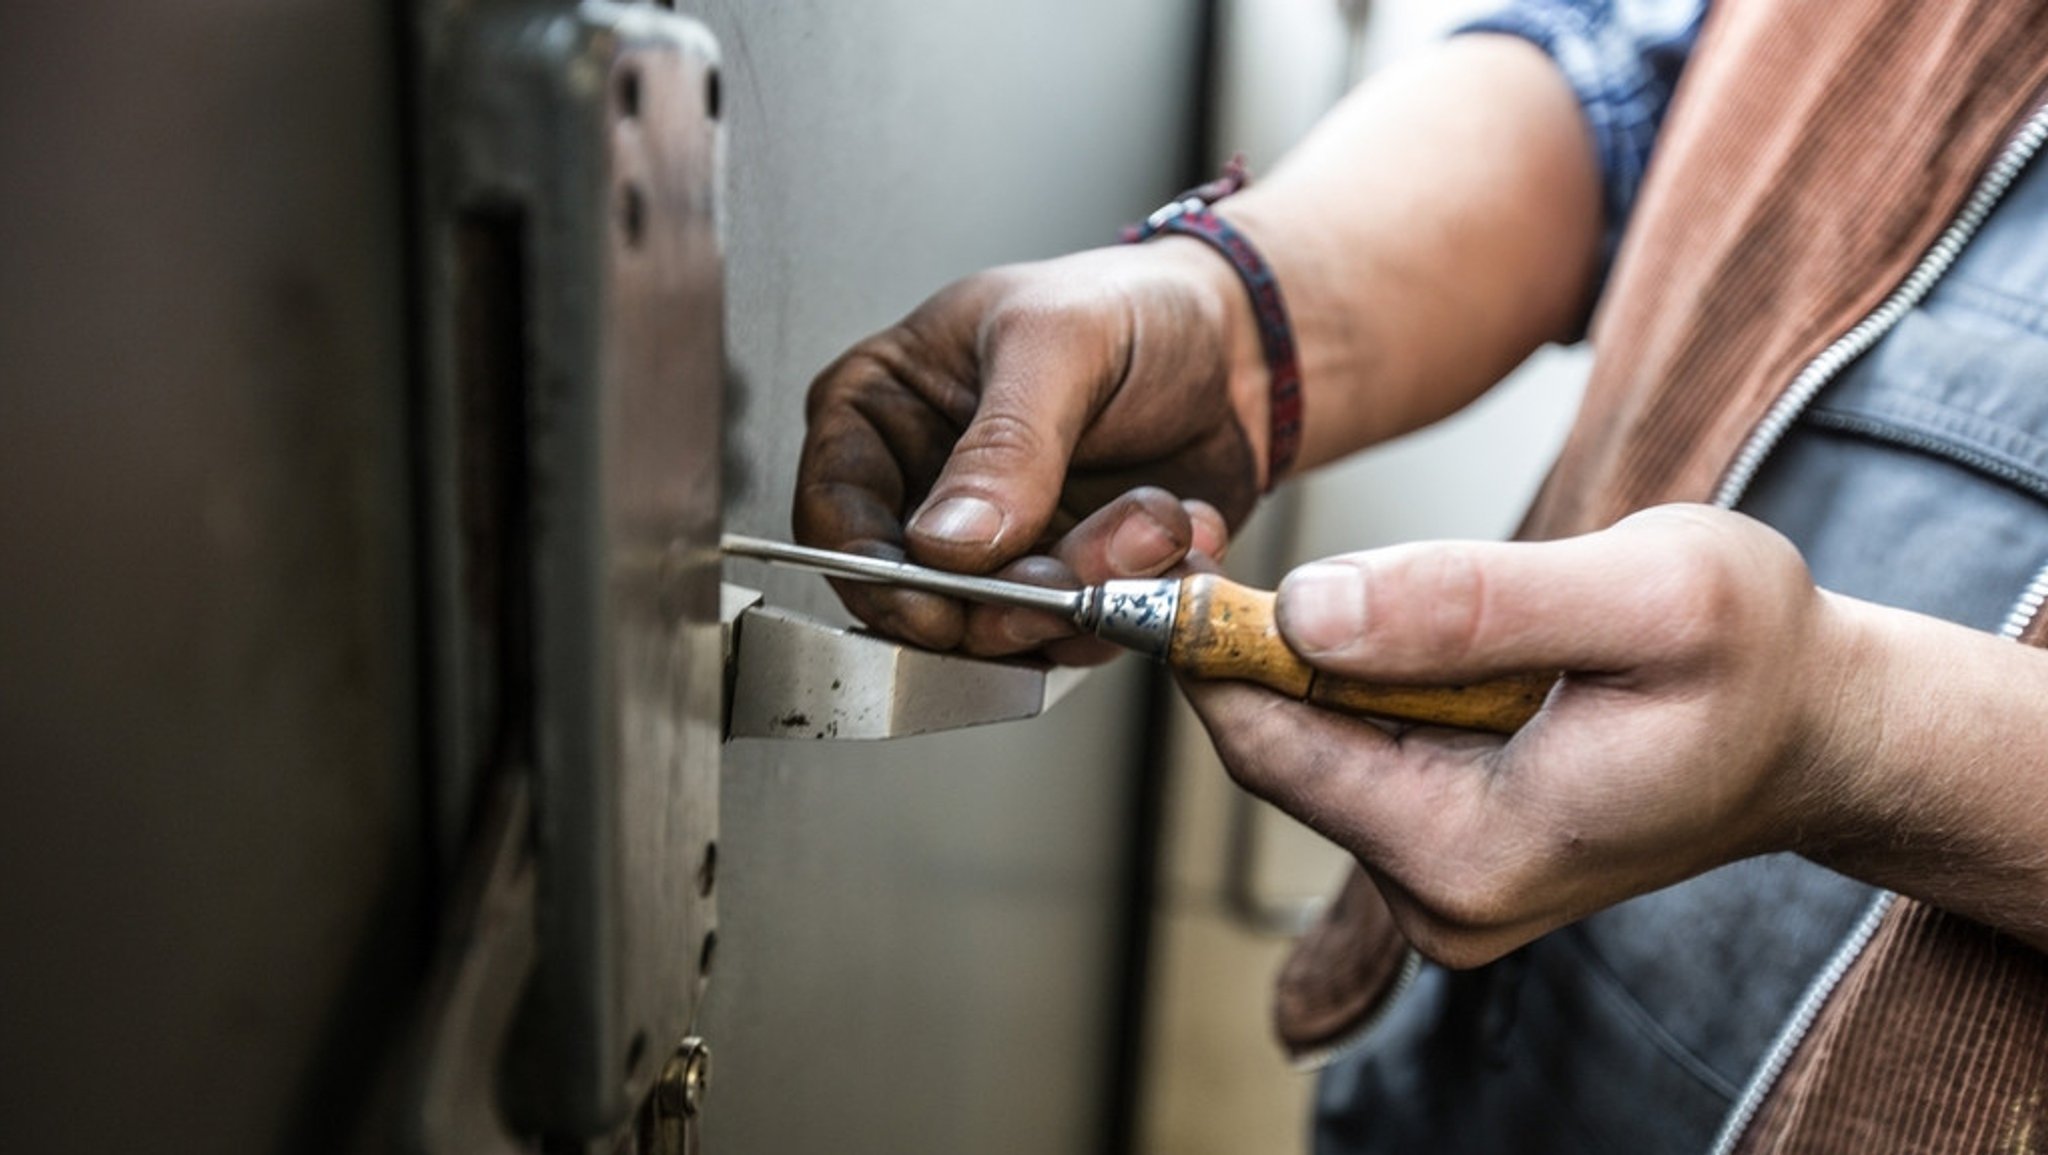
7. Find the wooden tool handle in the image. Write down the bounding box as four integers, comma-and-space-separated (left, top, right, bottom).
1165, 573, 1553, 735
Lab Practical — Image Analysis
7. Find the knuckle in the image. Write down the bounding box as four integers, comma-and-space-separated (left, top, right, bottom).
1617, 508, 1744, 649
1662, 566, 1738, 654
982, 288, 1123, 376
790, 481, 864, 545
1381, 545, 1491, 665
1745, 519, 1814, 596
983, 292, 1076, 344
1634, 506, 1812, 652
954, 407, 1048, 468
804, 341, 914, 422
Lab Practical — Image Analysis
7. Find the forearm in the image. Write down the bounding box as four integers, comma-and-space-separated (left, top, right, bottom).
1813, 596, 2048, 952
1214, 33, 1604, 472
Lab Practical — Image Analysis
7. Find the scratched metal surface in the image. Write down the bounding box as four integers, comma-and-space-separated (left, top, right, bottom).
687, 1, 1203, 1151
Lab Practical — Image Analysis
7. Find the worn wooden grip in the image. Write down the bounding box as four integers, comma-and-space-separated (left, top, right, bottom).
1166, 573, 1317, 695
1304, 669, 1552, 735
1165, 573, 1553, 735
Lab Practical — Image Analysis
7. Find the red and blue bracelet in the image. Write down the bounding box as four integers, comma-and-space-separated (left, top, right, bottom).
1122, 156, 1304, 487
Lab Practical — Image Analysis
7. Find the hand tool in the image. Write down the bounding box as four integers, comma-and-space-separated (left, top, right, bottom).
721, 534, 1553, 734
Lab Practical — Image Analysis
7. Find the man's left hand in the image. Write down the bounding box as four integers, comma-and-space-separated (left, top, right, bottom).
1182, 504, 1875, 968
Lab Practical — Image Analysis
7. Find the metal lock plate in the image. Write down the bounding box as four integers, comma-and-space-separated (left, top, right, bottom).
722, 593, 1091, 741
416, 0, 723, 1139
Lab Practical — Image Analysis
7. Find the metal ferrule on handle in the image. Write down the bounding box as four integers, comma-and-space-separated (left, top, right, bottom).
1087, 579, 1182, 657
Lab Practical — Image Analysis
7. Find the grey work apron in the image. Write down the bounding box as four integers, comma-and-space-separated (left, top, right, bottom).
1315, 139, 2048, 1155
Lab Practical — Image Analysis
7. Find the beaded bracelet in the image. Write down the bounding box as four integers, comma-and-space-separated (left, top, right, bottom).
1121, 156, 1304, 486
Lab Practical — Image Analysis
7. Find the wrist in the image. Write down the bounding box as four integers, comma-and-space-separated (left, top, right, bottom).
1783, 592, 1899, 857
1788, 592, 1989, 888
1145, 234, 1273, 486
1123, 159, 1303, 489
1791, 596, 2048, 949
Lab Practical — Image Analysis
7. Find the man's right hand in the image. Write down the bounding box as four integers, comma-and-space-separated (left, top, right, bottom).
792, 35, 1606, 662
794, 237, 1264, 658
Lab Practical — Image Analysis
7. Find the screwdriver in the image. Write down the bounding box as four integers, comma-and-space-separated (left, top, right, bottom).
721, 534, 1552, 734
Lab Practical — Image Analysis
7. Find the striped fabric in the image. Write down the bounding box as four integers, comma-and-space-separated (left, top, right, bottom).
1736, 900, 2048, 1153
1458, 0, 1707, 259
1521, 0, 2048, 538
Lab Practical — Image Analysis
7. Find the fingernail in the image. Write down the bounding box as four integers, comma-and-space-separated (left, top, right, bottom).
1279, 562, 1367, 656
1108, 508, 1178, 575
912, 495, 1003, 546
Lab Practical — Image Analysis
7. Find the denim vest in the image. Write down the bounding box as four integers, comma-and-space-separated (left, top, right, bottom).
1316, 138, 2048, 1155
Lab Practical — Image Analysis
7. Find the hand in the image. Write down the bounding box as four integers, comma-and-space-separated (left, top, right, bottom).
1181, 505, 1872, 968
794, 239, 1262, 657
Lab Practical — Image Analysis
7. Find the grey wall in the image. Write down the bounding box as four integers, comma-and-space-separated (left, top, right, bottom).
684, 1, 1203, 1151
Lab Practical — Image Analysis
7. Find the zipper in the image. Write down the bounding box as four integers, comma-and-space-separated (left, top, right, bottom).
1703, 892, 1895, 1155
1703, 99, 2048, 1155
1710, 101, 2048, 510
1287, 948, 1422, 1072
1998, 558, 2048, 640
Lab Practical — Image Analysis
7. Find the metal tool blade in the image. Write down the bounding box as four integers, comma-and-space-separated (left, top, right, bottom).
720, 534, 1089, 621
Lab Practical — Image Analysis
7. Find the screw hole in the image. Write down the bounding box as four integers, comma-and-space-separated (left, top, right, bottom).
620, 183, 646, 247
704, 66, 721, 121
625, 1029, 648, 1078
698, 930, 718, 978
617, 68, 640, 119
697, 840, 718, 897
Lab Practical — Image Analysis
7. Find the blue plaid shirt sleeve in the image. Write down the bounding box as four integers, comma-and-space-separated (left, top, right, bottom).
1456, 0, 1708, 257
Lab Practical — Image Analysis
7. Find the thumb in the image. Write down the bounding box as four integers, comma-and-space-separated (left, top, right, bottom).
1272, 507, 1780, 682
905, 299, 1117, 572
